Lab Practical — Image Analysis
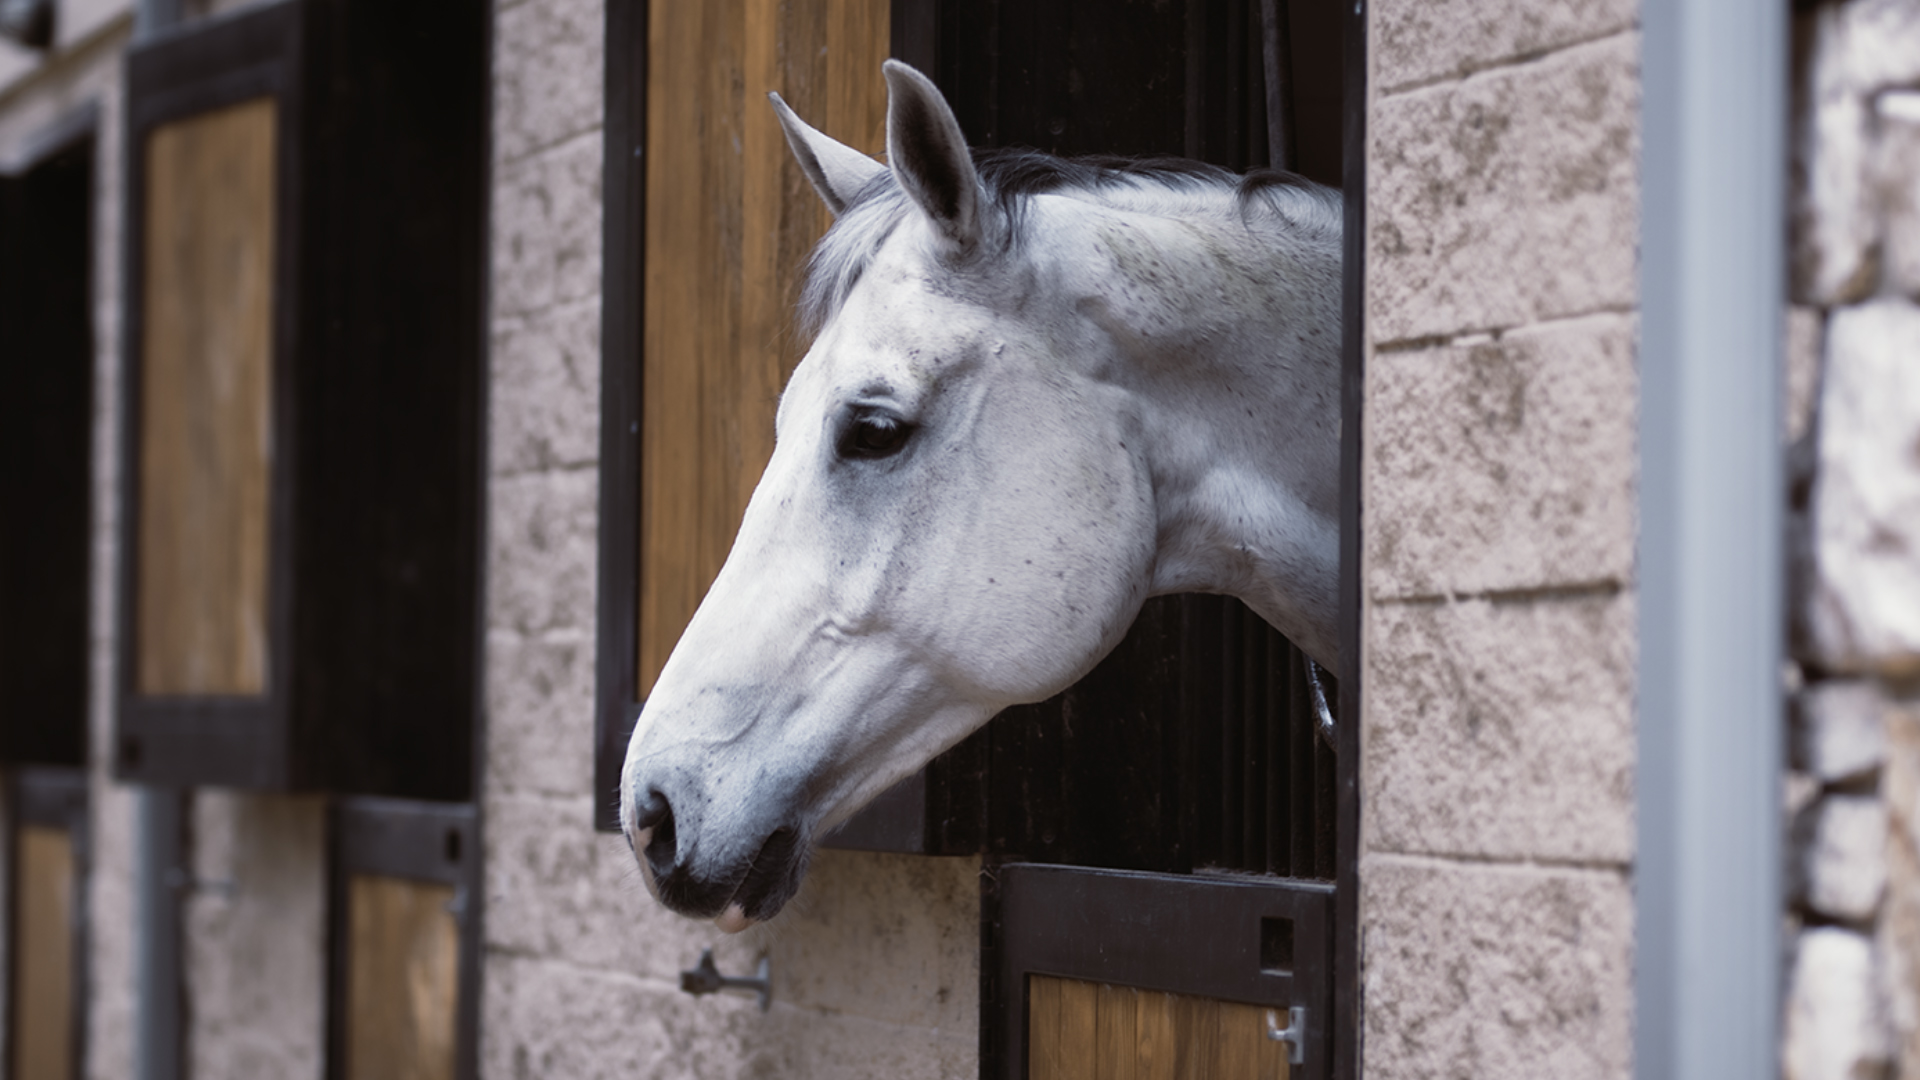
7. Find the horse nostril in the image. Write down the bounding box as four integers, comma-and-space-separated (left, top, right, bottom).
633, 788, 670, 831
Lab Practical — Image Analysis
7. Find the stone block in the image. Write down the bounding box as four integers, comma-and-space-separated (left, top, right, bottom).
492, 132, 603, 318
493, 0, 604, 165
488, 468, 598, 636
1792, 4, 1880, 305
1363, 594, 1634, 864
1887, 701, 1920, 861
1879, 808, 1920, 1078
485, 628, 596, 797
1783, 926, 1892, 1080
1360, 856, 1632, 1080
1880, 91, 1920, 300
1836, 0, 1920, 96
1792, 680, 1888, 785
1803, 299, 1920, 672
183, 792, 327, 1080
1786, 306, 1824, 447
1372, 0, 1634, 95
1366, 314, 1635, 598
1791, 794, 1888, 923
1369, 34, 1638, 342
490, 298, 602, 476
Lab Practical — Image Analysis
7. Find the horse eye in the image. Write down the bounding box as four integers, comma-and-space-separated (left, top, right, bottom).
838, 409, 914, 460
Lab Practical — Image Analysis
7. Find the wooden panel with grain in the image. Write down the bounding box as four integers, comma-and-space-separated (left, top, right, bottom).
11, 826, 75, 1080
344, 875, 460, 1080
638, 0, 889, 692
137, 97, 277, 698
1028, 975, 1290, 1080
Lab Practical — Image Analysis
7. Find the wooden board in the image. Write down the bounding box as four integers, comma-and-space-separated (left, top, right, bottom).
1028, 975, 1289, 1080
638, 0, 889, 692
136, 97, 277, 697
343, 875, 459, 1080
11, 825, 75, 1080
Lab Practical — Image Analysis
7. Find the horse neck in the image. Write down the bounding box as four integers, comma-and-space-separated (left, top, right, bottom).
1082, 199, 1343, 665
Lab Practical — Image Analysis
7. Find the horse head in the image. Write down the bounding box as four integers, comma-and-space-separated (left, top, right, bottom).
619, 61, 1341, 930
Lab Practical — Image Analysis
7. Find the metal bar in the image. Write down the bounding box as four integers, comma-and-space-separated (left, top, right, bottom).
135, 786, 184, 1080
1635, 0, 1786, 1076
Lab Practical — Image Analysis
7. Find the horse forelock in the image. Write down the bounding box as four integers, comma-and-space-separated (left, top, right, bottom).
797, 147, 1341, 337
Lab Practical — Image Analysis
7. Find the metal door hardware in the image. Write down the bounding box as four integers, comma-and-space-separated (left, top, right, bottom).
679, 948, 772, 1012
1266, 1006, 1306, 1066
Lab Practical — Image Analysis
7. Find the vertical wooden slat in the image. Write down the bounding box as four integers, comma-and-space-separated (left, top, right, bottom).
12, 826, 75, 1080
1094, 982, 1140, 1080
639, 0, 890, 693
137, 98, 277, 697
1030, 975, 1289, 1080
343, 875, 459, 1080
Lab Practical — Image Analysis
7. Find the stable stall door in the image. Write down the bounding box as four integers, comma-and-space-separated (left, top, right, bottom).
1029, 976, 1288, 1080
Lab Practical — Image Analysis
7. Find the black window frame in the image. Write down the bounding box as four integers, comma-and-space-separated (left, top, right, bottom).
114, 0, 488, 800
594, 2, 1366, 1075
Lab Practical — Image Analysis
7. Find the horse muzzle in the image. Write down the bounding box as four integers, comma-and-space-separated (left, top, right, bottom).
625, 784, 808, 930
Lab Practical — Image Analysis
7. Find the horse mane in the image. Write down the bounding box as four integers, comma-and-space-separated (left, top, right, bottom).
798, 147, 1342, 336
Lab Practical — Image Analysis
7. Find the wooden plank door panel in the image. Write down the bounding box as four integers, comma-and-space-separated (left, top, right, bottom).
1029, 975, 1288, 1080
136, 96, 277, 698
343, 875, 460, 1080
11, 825, 76, 1080
638, 0, 889, 693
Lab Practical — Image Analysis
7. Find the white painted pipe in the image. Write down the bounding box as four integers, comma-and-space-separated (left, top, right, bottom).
1636, 0, 1787, 1077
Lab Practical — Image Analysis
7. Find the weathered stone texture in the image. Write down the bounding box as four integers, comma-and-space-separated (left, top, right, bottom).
1361, 857, 1632, 1080
1793, 679, 1889, 786
1881, 712, 1920, 1078
488, 467, 598, 637
485, 630, 596, 796
493, 0, 604, 165
491, 299, 603, 476
1369, 33, 1639, 342
1793, 5, 1881, 305
1793, 794, 1889, 923
1366, 314, 1635, 598
1803, 299, 1920, 672
1787, 305, 1824, 446
492, 131, 604, 318
1881, 91, 1920, 300
1371, 0, 1635, 95
482, 956, 976, 1080
183, 793, 328, 1080
1784, 927, 1893, 1080
1364, 595, 1634, 864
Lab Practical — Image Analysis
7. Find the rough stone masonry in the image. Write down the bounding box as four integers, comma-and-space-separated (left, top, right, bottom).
1785, 1, 1920, 1077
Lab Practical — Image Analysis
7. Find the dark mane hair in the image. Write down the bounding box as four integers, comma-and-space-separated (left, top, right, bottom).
797, 146, 1341, 335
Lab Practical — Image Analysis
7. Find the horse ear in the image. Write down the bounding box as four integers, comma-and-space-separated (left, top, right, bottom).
769, 91, 886, 216
882, 59, 982, 253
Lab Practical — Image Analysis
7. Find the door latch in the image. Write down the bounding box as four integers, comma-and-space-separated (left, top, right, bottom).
1265, 1006, 1306, 1066
679, 948, 772, 1012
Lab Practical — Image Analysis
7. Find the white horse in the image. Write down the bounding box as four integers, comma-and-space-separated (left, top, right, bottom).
620, 61, 1342, 931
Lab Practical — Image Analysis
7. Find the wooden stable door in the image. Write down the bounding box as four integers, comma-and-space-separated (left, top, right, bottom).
11, 826, 77, 1080
1029, 976, 1289, 1080
638, 0, 889, 693
342, 875, 460, 1080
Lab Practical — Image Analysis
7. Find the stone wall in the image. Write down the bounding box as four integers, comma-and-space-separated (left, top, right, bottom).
1360, 2, 1640, 1077
1783, 2, 1920, 1078
480, 2, 980, 1077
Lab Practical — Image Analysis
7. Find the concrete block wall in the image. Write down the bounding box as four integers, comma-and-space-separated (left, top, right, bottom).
1361, 3, 1640, 1078
480, 2, 980, 1077
1782, 3, 1920, 1078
